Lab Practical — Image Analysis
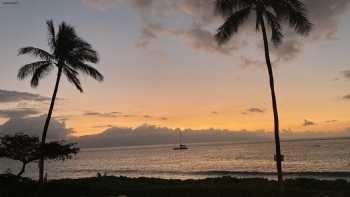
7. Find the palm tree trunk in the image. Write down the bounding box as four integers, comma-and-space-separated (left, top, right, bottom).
17, 162, 27, 177
39, 66, 63, 184
260, 17, 284, 186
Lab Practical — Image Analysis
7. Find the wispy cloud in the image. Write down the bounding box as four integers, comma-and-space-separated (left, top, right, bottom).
82, 110, 168, 121
303, 119, 316, 127
324, 120, 338, 123
211, 111, 219, 115
341, 70, 350, 82
0, 108, 41, 119
160, 117, 168, 121
0, 89, 49, 103
242, 108, 265, 115
83, 111, 121, 118
343, 94, 350, 100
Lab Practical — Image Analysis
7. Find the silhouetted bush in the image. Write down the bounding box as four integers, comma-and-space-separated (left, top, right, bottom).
0, 133, 79, 177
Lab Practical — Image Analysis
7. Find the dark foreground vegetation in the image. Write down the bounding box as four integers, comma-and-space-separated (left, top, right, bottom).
1, 174, 350, 197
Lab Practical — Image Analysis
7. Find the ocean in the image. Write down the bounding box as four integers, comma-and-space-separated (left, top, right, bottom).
1, 138, 350, 180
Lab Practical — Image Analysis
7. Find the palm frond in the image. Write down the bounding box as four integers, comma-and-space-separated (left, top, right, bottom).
271, 0, 312, 35
46, 20, 56, 51
284, 0, 305, 10
75, 48, 99, 63
256, 11, 261, 31
18, 47, 54, 61
17, 61, 52, 80
54, 22, 78, 57
30, 64, 54, 87
215, 7, 251, 45
57, 22, 77, 42
215, 0, 253, 17
63, 67, 83, 92
66, 38, 99, 64
55, 22, 99, 64
70, 62, 104, 81
63, 64, 79, 75
264, 11, 284, 46
286, 7, 312, 35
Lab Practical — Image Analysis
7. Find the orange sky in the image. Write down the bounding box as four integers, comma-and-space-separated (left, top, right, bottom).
0, 0, 350, 137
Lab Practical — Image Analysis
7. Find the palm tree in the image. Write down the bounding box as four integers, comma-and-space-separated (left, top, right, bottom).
18, 20, 103, 183
215, 0, 312, 186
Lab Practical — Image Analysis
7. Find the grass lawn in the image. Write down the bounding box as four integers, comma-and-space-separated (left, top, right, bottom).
1, 174, 350, 197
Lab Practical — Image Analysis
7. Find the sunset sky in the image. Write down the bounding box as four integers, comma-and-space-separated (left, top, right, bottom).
0, 0, 350, 137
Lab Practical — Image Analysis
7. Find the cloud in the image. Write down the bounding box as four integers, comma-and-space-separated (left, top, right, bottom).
0, 89, 49, 103
211, 111, 219, 115
341, 70, 350, 100
137, 22, 237, 55
282, 127, 350, 139
82, 0, 236, 55
82, 110, 168, 121
339, 71, 350, 100
0, 105, 72, 140
341, 70, 350, 79
325, 120, 338, 123
0, 115, 73, 140
83, 111, 121, 118
168, 24, 233, 55
248, 108, 265, 113
243, 108, 265, 115
305, 0, 350, 40
0, 108, 41, 119
73, 124, 350, 148
143, 115, 152, 118
343, 94, 350, 100
136, 22, 160, 48
272, 40, 303, 62
240, 56, 264, 69
74, 124, 270, 148
81, 0, 123, 10
303, 119, 316, 127
91, 124, 115, 128
82, 0, 350, 62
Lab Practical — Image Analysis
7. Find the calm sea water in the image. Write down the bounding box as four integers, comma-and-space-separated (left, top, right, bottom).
1, 138, 350, 180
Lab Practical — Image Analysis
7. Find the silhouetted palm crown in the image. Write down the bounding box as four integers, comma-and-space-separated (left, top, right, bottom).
215, 0, 312, 45
18, 20, 103, 92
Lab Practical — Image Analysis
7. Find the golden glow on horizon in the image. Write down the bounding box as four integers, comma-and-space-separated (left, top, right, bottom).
62, 108, 350, 137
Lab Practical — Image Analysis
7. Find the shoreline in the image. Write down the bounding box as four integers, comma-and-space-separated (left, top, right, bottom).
6, 170, 350, 181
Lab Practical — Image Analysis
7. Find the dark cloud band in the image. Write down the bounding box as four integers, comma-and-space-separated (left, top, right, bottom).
0, 89, 49, 103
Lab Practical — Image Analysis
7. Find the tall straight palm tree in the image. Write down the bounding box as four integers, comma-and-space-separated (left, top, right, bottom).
18, 20, 103, 183
215, 0, 312, 186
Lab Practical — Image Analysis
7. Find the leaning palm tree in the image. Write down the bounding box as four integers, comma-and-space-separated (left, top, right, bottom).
18, 20, 103, 183
215, 0, 312, 186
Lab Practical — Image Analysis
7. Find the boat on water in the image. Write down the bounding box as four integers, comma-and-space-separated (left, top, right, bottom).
173, 144, 188, 150
173, 130, 188, 150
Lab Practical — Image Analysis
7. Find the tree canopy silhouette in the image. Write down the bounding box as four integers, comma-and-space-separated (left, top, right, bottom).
0, 134, 79, 177
17, 20, 103, 183
215, 0, 312, 187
